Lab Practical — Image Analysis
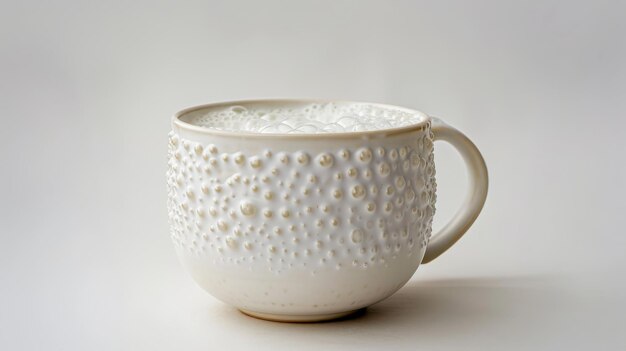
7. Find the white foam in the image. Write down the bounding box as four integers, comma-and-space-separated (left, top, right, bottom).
183, 102, 425, 134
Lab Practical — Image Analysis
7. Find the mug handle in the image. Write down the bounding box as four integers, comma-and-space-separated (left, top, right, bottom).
422, 117, 489, 263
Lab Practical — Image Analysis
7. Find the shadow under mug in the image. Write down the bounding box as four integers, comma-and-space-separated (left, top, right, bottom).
166, 99, 488, 322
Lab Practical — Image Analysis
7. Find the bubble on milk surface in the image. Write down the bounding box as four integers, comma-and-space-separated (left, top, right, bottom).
185, 103, 425, 134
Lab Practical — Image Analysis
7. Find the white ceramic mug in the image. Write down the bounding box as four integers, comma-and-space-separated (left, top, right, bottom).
167, 99, 488, 322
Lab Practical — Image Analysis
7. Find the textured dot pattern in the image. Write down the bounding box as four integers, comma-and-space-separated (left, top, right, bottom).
166, 128, 436, 274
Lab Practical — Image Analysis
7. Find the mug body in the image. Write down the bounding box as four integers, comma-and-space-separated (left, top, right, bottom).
167, 100, 437, 321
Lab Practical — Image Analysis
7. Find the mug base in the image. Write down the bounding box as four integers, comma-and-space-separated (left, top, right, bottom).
239, 308, 363, 323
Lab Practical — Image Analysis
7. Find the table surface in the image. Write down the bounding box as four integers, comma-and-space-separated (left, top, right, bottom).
1, 1, 625, 350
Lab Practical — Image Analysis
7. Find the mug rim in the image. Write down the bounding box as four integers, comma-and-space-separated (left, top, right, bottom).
172, 99, 431, 140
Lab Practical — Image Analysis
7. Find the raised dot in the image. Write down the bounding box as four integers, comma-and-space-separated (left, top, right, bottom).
366, 202, 376, 213
427, 165, 435, 177
377, 147, 385, 157
389, 149, 398, 161
395, 176, 406, 190
368, 185, 377, 195
264, 191, 274, 200
396, 196, 404, 207
170, 134, 179, 146
410, 153, 420, 168
358, 148, 372, 163
225, 236, 237, 249
243, 242, 253, 250
384, 202, 393, 213
399, 147, 407, 159
424, 138, 434, 152
333, 189, 343, 199
297, 152, 310, 165
280, 154, 289, 164
194, 144, 203, 155
331, 218, 339, 226
268, 246, 277, 254
240, 202, 256, 216
386, 185, 395, 196
378, 162, 390, 177
406, 189, 416, 202
208, 145, 218, 154
309, 175, 317, 183
217, 220, 228, 232
339, 149, 350, 159
281, 209, 291, 218
273, 227, 282, 235
263, 209, 273, 218
347, 168, 358, 178
351, 184, 366, 199
317, 153, 334, 167
249, 157, 262, 169
351, 229, 364, 243
234, 153, 245, 165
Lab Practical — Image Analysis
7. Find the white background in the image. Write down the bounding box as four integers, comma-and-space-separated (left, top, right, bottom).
1, 1, 625, 350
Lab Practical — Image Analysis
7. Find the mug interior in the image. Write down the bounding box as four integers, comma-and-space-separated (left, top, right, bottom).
176, 99, 428, 136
